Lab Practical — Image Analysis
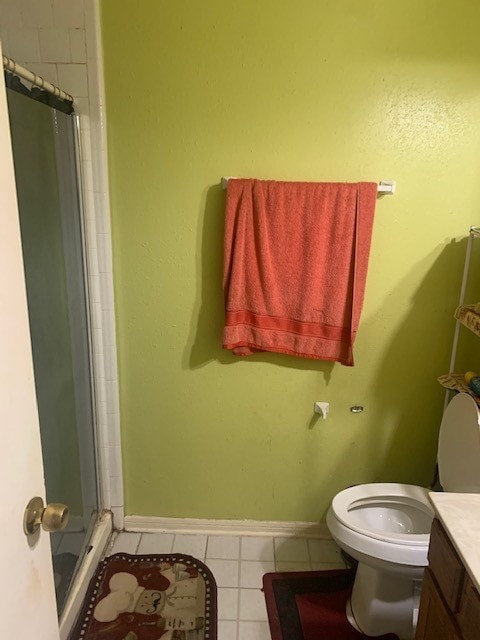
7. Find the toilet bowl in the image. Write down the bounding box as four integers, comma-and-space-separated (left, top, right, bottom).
327, 392, 480, 639
327, 483, 434, 638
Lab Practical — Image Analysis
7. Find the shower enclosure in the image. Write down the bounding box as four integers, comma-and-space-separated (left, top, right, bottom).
6, 80, 99, 616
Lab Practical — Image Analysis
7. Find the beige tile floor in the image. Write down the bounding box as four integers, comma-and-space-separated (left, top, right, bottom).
105, 530, 347, 640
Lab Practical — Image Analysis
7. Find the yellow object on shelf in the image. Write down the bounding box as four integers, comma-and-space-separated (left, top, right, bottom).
465, 372, 480, 396
465, 371, 478, 385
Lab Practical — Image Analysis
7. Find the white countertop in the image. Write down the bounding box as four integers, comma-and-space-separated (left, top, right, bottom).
429, 492, 480, 592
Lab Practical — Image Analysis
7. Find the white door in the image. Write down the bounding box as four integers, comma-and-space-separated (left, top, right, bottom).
0, 42, 60, 638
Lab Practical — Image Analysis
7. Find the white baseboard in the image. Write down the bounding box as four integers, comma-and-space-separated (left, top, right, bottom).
59, 510, 113, 640
124, 515, 330, 538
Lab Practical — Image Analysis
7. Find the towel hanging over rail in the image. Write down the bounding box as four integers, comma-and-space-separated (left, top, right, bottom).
222, 179, 378, 365
221, 177, 396, 194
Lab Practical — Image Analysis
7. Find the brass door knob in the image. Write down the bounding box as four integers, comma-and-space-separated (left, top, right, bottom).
23, 496, 69, 535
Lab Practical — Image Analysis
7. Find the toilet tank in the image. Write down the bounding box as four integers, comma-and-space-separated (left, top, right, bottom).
438, 392, 480, 493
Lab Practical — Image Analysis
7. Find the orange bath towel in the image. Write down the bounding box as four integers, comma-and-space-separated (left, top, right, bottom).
222, 179, 377, 365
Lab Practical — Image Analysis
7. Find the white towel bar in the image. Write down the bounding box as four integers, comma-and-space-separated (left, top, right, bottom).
221, 177, 396, 194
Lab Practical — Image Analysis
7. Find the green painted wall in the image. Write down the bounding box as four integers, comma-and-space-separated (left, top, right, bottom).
101, 0, 480, 521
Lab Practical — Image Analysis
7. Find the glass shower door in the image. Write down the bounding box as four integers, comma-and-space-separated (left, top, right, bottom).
6, 88, 98, 616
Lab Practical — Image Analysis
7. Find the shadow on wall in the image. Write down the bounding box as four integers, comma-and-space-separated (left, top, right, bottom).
314, 237, 469, 520
367, 238, 468, 483
184, 183, 335, 378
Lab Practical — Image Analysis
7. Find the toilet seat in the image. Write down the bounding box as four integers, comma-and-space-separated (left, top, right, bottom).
330, 483, 433, 547
438, 392, 480, 492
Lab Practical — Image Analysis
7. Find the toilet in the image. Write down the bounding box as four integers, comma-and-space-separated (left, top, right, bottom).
326, 392, 480, 639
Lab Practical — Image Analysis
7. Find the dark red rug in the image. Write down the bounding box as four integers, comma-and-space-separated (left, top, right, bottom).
263, 569, 398, 640
70, 553, 216, 640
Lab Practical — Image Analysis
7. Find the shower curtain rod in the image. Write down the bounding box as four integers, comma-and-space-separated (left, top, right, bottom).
3, 55, 74, 103
221, 177, 396, 193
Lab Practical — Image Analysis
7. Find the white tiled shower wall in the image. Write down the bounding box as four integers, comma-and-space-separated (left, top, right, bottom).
0, 0, 124, 528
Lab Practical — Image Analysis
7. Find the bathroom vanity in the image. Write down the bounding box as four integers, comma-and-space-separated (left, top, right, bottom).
415, 493, 480, 640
